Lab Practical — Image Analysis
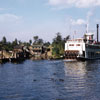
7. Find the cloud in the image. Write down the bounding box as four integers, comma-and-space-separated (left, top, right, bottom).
70, 19, 86, 25
0, 8, 5, 11
69, 10, 94, 25
0, 13, 22, 23
87, 10, 94, 22
0, 13, 23, 41
48, 0, 100, 8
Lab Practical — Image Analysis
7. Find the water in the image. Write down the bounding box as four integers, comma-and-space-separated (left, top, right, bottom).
0, 60, 100, 100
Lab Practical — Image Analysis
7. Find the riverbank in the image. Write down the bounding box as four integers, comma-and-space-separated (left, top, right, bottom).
0, 44, 64, 63
0, 56, 64, 64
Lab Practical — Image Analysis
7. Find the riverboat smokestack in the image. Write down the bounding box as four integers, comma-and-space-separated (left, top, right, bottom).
97, 24, 99, 42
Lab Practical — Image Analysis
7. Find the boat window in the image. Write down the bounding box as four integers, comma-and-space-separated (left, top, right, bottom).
69, 44, 74, 46
76, 44, 80, 46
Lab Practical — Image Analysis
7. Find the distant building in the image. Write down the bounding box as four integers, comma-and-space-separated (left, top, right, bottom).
14, 45, 23, 52
29, 44, 50, 59
13, 45, 29, 59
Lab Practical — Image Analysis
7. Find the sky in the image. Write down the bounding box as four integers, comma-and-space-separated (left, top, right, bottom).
0, 0, 100, 42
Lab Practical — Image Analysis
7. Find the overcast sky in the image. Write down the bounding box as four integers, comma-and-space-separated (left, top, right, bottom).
0, 0, 100, 42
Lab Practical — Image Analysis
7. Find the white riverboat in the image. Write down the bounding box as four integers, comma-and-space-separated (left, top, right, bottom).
65, 24, 100, 60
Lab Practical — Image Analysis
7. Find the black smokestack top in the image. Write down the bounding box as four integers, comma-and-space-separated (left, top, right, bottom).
97, 24, 99, 42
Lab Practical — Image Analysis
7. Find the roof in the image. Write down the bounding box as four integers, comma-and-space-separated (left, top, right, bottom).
14, 45, 23, 49
32, 44, 43, 48
84, 33, 94, 36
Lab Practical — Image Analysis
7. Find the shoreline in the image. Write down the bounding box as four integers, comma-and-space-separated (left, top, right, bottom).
0, 57, 64, 64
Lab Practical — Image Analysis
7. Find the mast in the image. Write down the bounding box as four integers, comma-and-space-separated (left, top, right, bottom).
86, 23, 89, 33
97, 24, 99, 42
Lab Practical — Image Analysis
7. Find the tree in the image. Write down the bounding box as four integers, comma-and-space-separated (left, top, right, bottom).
64, 35, 70, 42
29, 40, 32, 45
23, 42, 30, 46
33, 36, 44, 45
52, 32, 63, 57
2, 36, 7, 44
15, 38, 18, 45
37, 39, 43, 44
12, 38, 18, 46
55, 32, 62, 42
44, 42, 50, 47
52, 32, 70, 58
18, 40, 22, 45
33, 36, 38, 44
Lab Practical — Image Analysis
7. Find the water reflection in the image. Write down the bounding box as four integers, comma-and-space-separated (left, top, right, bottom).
64, 61, 99, 77
64, 61, 87, 76
64, 61, 100, 100
0, 60, 100, 100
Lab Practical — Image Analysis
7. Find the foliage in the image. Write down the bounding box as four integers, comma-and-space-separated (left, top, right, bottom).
33, 36, 44, 45
12, 38, 18, 47
44, 42, 50, 47
33, 36, 39, 44
23, 42, 30, 46
52, 32, 70, 58
0, 34, 70, 59
0, 37, 19, 51
29, 40, 32, 45
2, 36, 7, 44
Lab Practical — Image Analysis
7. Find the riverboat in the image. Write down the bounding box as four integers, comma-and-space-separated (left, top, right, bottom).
65, 24, 100, 60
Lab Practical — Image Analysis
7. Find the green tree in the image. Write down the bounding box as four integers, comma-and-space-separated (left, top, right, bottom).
37, 39, 43, 44
52, 32, 70, 58
64, 35, 70, 42
12, 38, 18, 47
33, 36, 44, 45
33, 36, 38, 44
18, 40, 22, 45
44, 42, 50, 47
29, 39, 32, 45
23, 42, 30, 46
2, 36, 7, 44
0, 36, 13, 51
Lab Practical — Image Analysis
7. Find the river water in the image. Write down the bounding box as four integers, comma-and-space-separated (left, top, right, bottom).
0, 60, 100, 100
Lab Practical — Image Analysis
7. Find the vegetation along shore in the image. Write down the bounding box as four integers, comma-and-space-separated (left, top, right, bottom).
0, 32, 70, 63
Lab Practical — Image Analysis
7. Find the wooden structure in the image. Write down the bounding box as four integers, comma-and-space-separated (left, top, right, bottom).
65, 50, 79, 59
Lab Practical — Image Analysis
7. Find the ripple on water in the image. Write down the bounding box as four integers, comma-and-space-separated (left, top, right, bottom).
0, 60, 100, 100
